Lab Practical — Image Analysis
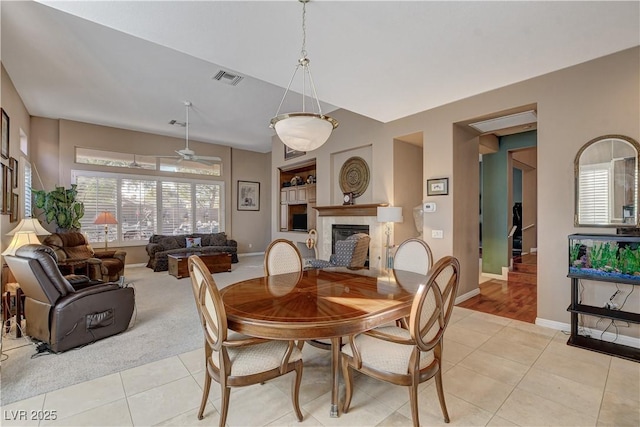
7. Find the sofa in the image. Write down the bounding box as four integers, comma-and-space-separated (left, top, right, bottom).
146, 233, 238, 272
43, 232, 126, 282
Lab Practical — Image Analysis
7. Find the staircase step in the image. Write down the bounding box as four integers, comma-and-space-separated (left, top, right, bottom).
508, 270, 537, 285
513, 263, 536, 274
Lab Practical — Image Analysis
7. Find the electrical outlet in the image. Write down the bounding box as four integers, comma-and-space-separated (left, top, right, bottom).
432, 230, 443, 239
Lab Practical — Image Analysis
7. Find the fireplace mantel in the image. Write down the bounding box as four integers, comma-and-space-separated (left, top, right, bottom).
314, 203, 388, 217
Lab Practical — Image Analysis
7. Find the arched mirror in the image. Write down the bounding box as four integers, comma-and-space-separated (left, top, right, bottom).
575, 135, 640, 227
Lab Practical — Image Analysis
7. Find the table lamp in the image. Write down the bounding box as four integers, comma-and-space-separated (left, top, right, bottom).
377, 206, 403, 269
2, 218, 51, 256
94, 211, 118, 250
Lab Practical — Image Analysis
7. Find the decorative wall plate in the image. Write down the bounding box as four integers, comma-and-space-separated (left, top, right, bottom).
339, 156, 370, 198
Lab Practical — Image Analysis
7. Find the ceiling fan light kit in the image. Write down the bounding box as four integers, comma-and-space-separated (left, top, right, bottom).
155, 101, 221, 165
270, 0, 338, 152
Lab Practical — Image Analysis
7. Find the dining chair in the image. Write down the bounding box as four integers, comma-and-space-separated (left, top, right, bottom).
264, 239, 303, 275
393, 237, 433, 275
188, 255, 304, 426
340, 255, 460, 427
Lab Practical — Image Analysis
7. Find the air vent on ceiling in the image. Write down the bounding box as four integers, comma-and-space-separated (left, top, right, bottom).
168, 120, 186, 127
212, 70, 244, 86
469, 110, 537, 133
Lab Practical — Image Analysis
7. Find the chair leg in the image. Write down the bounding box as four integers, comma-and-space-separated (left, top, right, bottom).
219, 386, 231, 427
340, 356, 354, 413
435, 368, 450, 423
291, 361, 304, 421
409, 382, 420, 427
198, 371, 212, 420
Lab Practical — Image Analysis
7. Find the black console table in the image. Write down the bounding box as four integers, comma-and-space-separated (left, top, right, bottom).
567, 234, 640, 362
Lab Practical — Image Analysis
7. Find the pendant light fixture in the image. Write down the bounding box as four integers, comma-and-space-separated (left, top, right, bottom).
270, 0, 338, 152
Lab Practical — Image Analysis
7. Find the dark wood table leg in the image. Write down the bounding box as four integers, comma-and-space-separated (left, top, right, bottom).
3, 291, 10, 333
15, 288, 23, 338
330, 336, 340, 418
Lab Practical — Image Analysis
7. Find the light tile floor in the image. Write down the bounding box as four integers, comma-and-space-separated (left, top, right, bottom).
2, 307, 639, 427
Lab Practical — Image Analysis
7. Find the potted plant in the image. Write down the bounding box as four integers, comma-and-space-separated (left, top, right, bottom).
33, 184, 85, 232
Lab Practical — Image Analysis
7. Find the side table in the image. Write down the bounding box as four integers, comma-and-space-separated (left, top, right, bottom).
3, 282, 25, 338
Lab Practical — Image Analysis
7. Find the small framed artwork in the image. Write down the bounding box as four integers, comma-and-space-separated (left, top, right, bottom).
1, 108, 9, 159
2, 163, 10, 214
0, 163, 4, 213
10, 192, 18, 222
238, 180, 260, 211
284, 145, 305, 161
427, 178, 449, 196
9, 157, 18, 188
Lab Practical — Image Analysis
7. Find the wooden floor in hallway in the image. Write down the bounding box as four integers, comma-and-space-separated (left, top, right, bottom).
458, 253, 537, 323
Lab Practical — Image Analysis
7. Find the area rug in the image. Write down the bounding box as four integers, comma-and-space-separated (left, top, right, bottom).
0, 255, 264, 405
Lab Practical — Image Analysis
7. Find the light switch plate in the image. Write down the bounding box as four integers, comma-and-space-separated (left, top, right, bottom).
432, 230, 444, 239
423, 202, 436, 212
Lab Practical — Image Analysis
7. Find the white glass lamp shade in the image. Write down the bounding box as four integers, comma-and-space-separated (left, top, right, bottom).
7, 218, 51, 236
2, 232, 41, 256
377, 206, 404, 224
271, 113, 338, 152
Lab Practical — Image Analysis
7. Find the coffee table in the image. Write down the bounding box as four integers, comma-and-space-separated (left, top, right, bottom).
167, 252, 231, 278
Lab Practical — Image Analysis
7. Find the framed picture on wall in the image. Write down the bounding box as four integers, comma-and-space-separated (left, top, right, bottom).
238, 180, 260, 211
284, 145, 305, 161
1, 108, 9, 159
10, 192, 18, 222
9, 157, 18, 188
2, 163, 11, 214
427, 177, 449, 196
0, 163, 4, 213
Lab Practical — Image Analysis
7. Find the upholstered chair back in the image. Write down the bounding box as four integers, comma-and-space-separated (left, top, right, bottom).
393, 238, 433, 275
264, 239, 303, 275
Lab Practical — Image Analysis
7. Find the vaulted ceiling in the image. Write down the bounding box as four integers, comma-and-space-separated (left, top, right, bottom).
2, 1, 638, 153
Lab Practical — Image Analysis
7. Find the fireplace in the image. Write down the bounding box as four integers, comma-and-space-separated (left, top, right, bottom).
332, 224, 370, 267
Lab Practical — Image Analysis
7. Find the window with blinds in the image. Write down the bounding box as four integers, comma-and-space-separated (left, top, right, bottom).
579, 163, 610, 224
73, 170, 224, 246
24, 161, 32, 218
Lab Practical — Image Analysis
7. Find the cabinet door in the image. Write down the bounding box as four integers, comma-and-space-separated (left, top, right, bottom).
307, 184, 316, 203
280, 189, 287, 204
297, 187, 307, 202
287, 188, 297, 204
280, 204, 288, 230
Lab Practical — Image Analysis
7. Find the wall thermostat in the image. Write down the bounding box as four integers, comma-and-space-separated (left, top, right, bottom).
423, 202, 436, 212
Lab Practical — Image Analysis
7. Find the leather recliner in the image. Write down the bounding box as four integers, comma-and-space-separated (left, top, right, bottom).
4, 244, 135, 353
43, 232, 126, 282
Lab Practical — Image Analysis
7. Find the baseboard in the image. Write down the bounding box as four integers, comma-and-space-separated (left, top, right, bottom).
127, 263, 146, 268
482, 268, 508, 281
455, 288, 480, 304
238, 252, 265, 258
536, 317, 640, 349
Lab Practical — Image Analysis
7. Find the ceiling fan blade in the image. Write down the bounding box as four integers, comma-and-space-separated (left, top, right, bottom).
194, 155, 222, 162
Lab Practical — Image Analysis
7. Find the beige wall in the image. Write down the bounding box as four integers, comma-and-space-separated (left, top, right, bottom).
231, 148, 271, 253
382, 47, 640, 333
1, 64, 31, 256
393, 140, 423, 244
271, 109, 388, 261
28, 118, 268, 264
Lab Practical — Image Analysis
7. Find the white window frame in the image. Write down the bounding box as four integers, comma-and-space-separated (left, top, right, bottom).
72, 170, 225, 247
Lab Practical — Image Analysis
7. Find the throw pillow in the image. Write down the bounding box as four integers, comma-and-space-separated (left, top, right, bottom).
210, 232, 227, 246
159, 237, 181, 250
186, 237, 202, 248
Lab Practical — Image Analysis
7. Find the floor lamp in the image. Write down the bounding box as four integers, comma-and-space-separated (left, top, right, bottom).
94, 211, 118, 251
377, 206, 403, 269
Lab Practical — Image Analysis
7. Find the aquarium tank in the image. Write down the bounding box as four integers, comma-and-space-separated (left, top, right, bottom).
568, 233, 640, 283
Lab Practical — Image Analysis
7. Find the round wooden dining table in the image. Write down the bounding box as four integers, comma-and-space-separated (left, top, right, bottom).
220, 267, 426, 417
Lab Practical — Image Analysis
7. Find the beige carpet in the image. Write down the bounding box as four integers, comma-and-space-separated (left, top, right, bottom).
0, 255, 265, 405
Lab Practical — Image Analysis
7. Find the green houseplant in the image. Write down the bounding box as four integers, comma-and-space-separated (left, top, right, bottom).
33, 184, 85, 232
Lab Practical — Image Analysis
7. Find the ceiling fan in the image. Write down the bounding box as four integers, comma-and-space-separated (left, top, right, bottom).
155, 101, 222, 166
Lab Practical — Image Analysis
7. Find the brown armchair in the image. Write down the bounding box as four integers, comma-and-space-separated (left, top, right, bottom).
43, 232, 126, 282
4, 244, 135, 353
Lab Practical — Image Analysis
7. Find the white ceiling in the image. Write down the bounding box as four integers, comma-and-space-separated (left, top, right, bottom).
2, 1, 639, 153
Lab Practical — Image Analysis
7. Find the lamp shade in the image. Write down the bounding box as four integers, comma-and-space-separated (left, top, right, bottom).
377, 206, 403, 223
94, 211, 118, 225
272, 113, 337, 152
2, 232, 41, 256
6, 218, 51, 236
